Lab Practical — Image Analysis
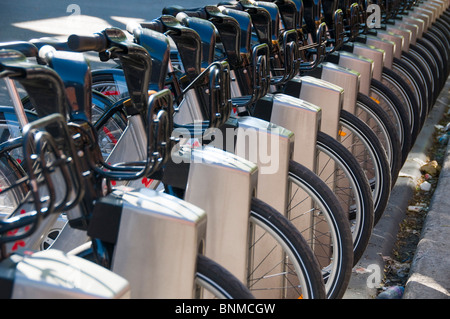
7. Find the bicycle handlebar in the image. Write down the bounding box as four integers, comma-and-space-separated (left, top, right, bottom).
137, 21, 165, 33
29, 37, 71, 52
0, 41, 38, 57
67, 33, 108, 52
162, 5, 208, 19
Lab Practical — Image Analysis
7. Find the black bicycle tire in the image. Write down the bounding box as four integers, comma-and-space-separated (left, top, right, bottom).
316, 131, 374, 264
339, 110, 392, 226
422, 32, 449, 84
195, 254, 256, 299
370, 78, 412, 164
394, 53, 431, 123
381, 67, 421, 145
249, 197, 326, 299
355, 92, 402, 185
408, 44, 440, 105
287, 160, 353, 299
389, 55, 429, 126
416, 37, 445, 90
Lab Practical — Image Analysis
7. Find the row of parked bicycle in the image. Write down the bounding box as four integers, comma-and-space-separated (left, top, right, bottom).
0, 0, 448, 299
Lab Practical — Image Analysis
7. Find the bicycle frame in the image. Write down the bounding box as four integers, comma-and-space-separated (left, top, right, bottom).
0, 41, 216, 298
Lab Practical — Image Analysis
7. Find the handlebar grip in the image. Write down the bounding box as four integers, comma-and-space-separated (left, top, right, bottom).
139, 21, 165, 33
67, 33, 107, 52
163, 5, 207, 19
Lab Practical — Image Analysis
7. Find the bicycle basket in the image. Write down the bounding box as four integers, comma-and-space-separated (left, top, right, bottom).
0, 114, 84, 247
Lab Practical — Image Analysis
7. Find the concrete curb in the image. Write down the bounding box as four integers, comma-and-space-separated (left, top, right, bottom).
343, 77, 450, 299
403, 135, 450, 299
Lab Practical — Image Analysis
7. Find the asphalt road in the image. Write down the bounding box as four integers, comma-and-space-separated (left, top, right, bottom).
0, 0, 213, 41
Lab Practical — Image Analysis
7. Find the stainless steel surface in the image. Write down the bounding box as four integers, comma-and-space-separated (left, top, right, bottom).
105, 115, 155, 190
413, 4, 437, 23
185, 146, 256, 283
376, 31, 404, 59
408, 11, 431, 30
236, 116, 293, 216
49, 220, 89, 252
320, 62, 360, 113
12, 249, 130, 298
401, 16, 425, 39
269, 91, 321, 172
385, 26, 412, 52
112, 187, 206, 298
298, 76, 344, 140
106, 115, 147, 165
173, 89, 205, 125
394, 22, 419, 45
364, 35, 395, 69
337, 51, 374, 95
351, 43, 385, 81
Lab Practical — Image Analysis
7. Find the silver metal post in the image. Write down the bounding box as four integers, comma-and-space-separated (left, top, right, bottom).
4, 78, 28, 128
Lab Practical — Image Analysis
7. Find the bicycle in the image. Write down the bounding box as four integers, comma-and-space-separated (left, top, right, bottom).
65, 19, 356, 300
0, 61, 131, 298
168, 2, 375, 265
7, 31, 329, 299
0, 44, 256, 299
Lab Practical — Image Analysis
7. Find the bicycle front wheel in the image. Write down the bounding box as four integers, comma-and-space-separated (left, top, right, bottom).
287, 160, 353, 299
338, 110, 392, 226
316, 132, 374, 264
249, 197, 326, 299
355, 92, 402, 185
370, 78, 412, 164
195, 254, 255, 299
